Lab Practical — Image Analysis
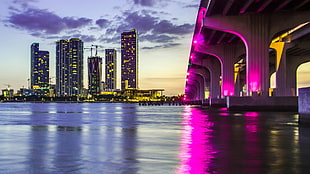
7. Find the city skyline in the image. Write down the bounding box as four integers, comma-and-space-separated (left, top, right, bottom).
0, 0, 200, 96
1, 0, 309, 96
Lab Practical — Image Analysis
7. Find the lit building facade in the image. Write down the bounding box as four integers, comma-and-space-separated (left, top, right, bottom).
105, 49, 117, 90
121, 29, 138, 90
30, 43, 49, 95
56, 38, 84, 97
88, 56, 102, 95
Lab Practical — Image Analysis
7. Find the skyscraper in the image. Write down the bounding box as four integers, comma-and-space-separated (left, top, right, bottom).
105, 49, 117, 90
121, 29, 138, 90
30, 43, 49, 90
56, 38, 83, 97
88, 56, 102, 95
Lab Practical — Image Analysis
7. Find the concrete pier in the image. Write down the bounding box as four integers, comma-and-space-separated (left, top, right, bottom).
299, 87, 310, 124
227, 96, 298, 111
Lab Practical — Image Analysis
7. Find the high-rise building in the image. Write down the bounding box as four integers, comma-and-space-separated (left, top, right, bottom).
88, 56, 102, 95
30, 43, 49, 90
56, 38, 84, 97
105, 49, 117, 90
121, 29, 138, 90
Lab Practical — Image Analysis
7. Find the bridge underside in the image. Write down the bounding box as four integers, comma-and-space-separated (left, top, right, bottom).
184, 0, 310, 110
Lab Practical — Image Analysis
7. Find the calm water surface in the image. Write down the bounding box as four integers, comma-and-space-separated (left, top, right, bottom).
0, 103, 310, 174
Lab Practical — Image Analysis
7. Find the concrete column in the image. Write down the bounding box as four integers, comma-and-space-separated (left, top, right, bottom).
246, 15, 270, 95
186, 85, 196, 100
234, 62, 246, 96
287, 55, 310, 96
193, 74, 204, 101
203, 11, 310, 96
222, 45, 241, 96
191, 68, 210, 100
298, 87, 310, 124
270, 42, 296, 96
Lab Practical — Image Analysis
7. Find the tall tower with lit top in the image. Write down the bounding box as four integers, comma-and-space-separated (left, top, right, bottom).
121, 29, 138, 90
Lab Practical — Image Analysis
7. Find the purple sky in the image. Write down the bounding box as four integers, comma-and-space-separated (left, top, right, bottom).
1, 0, 309, 95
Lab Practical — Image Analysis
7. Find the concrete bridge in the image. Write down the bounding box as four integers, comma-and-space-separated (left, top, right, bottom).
185, 0, 310, 110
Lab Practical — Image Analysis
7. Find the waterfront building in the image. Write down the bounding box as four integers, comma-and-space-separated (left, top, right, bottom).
88, 56, 102, 95
105, 49, 117, 90
56, 38, 84, 97
121, 29, 138, 90
2, 89, 14, 98
30, 43, 49, 96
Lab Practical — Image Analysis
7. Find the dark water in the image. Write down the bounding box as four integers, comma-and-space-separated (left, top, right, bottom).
0, 103, 310, 174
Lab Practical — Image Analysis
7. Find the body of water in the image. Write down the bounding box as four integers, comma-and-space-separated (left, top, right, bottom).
0, 103, 310, 174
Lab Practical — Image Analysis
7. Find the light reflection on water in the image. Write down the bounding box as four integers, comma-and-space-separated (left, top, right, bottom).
0, 103, 310, 173
177, 106, 310, 174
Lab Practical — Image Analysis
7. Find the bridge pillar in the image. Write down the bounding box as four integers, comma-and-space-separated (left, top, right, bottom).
186, 84, 198, 100
195, 43, 245, 97
191, 56, 221, 99
203, 11, 310, 96
193, 68, 210, 100
246, 14, 270, 96
192, 73, 205, 101
270, 42, 296, 96
287, 54, 310, 96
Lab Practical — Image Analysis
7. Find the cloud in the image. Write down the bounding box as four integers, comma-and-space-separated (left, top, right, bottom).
71, 34, 96, 42
96, 18, 110, 28
5, 2, 194, 49
12, 0, 37, 3
122, 10, 158, 33
142, 43, 181, 50
12, 0, 38, 8
6, 8, 92, 35
140, 34, 177, 43
100, 10, 194, 49
183, 4, 199, 8
153, 20, 194, 35
99, 34, 120, 45
131, 0, 159, 6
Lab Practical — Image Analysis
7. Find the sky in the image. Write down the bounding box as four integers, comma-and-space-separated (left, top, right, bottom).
1, 0, 309, 97
0, 0, 200, 96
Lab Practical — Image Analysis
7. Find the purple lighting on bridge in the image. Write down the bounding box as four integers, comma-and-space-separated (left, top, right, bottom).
193, 33, 204, 45
223, 83, 234, 96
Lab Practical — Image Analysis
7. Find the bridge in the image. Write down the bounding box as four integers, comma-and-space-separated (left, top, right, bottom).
184, 0, 310, 110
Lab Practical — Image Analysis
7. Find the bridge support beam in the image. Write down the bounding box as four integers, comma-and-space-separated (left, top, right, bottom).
195, 43, 245, 97
191, 56, 221, 99
195, 68, 210, 100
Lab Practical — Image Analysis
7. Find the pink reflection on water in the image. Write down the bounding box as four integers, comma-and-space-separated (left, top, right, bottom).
219, 107, 227, 111
245, 112, 263, 174
245, 112, 259, 117
176, 106, 216, 174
